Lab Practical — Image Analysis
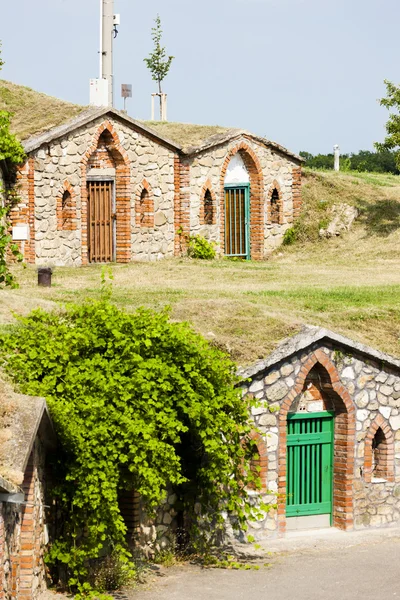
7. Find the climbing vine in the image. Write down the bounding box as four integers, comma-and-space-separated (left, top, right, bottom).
0, 41, 25, 287
1, 300, 263, 597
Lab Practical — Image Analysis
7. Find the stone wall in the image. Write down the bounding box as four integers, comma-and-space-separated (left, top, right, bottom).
239, 341, 400, 539
187, 136, 299, 257
13, 116, 177, 266
0, 439, 49, 600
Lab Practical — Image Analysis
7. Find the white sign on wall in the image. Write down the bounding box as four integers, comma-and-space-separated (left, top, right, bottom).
12, 225, 29, 241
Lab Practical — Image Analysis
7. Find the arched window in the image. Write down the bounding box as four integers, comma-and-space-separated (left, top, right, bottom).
137, 183, 154, 228
204, 189, 214, 225
140, 188, 149, 225
270, 188, 280, 224
372, 428, 388, 479
364, 417, 394, 483
57, 184, 77, 231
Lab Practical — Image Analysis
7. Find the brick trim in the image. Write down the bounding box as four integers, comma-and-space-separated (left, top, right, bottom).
11, 159, 36, 264
56, 180, 77, 231
277, 348, 356, 534
267, 180, 283, 225
81, 121, 131, 264
199, 180, 217, 226
292, 167, 302, 221
220, 143, 264, 260
248, 430, 268, 491
0, 505, 4, 600
176, 159, 190, 255
364, 414, 395, 483
135, 179, 154, 228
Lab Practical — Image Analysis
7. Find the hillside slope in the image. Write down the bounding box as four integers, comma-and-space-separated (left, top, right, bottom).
0, 169, 400, 366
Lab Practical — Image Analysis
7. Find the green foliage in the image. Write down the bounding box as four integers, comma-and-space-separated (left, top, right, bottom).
282, 227, 296, 246
0, 41, 25, 289
0, 43, 25, 165
300, 148, 399, 174
144, 15, 174, 95
375, 80, 400, 169
0, 111, 26, 164
1, 299, 261, 596
0, 191, 24, 288
187, 235, 216, 260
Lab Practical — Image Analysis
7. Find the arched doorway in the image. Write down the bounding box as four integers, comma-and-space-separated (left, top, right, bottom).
81, 122, 131, 264
220, 143, 264, 260
278, 350, 356, 533
223, 154, 250, 259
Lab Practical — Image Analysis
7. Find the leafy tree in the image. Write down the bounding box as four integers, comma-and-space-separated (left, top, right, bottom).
1, 299, 262, 597
144, 15, 174, 119
375, 80, 400, 168
0, 41, 25, 287
300, 148, 399, 174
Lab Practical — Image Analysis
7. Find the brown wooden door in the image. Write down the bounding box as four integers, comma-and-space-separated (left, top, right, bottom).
87, 181, 115, 263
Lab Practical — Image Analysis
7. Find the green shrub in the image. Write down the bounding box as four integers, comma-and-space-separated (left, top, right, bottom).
282, 227, 296, 245
187, 235, 216, 259
1, 300, 261, 597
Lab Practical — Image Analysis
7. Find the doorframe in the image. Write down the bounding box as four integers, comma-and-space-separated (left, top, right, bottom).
223, 183, 250, 260
86, 177, 116, 263
286, 411, 334, 523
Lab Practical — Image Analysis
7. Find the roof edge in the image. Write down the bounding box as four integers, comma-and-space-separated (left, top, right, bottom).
183, 130, 304, 163
238, 325, 400, 379
23, 108, 182, 154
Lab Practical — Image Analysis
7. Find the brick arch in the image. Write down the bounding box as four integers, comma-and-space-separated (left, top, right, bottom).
267, 180, 283, 225
56, 180, 77, 231
81, 120, 131, 264
135, 179, 154, 228
247, 430, 268, 491
220, 142, 264, 260
199, 179, 217, 226
364, 414, 394, 483
277, 348, 356, 533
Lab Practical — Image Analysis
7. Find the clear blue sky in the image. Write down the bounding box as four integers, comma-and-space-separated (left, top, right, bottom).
1, 0, 399, 154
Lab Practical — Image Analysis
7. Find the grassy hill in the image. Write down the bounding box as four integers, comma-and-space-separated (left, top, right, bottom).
2, 169, 400, 367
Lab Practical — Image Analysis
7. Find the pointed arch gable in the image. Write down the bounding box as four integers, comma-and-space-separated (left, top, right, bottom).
364, 414, 394, 483
267, 180, 283, 225
81, 120, 131, 264
277, 348, 356, 533
220, 142, 264, 260
136, 179, 154, 228
199, 180, 217, 226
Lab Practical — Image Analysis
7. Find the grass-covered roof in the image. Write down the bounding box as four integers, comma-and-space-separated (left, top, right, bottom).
0, 80, 87, 140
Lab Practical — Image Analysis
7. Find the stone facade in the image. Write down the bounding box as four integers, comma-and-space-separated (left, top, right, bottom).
12, 109, 302, 266
237, 327, 400, 539
13, 116, 176, 266
0, 439, 49, 600
186, 137, 299, 259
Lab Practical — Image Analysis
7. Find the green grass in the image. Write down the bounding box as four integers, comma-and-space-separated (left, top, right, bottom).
1, 169, 400, 366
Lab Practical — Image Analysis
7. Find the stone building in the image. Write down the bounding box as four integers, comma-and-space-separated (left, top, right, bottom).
238, 326, 400, 538
0, 386, 56, 600
5, 90, 302, 266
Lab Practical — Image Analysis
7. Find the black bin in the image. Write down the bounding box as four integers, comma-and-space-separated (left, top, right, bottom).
37, 267, 52, 287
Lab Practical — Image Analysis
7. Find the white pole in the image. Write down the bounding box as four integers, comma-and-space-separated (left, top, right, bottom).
334, 145, 340, 172
99, 0, 103, 79
102, 0, 114, 106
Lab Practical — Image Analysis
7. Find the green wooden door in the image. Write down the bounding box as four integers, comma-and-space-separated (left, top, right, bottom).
224, 185, 250, 259
286, 412, 334, 517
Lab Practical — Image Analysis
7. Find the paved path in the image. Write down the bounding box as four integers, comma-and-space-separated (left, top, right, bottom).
132, 532, 400, 600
